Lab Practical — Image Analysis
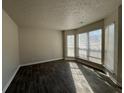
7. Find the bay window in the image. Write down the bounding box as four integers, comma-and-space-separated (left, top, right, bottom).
77, 29, 102, 64
65, 29, 102, 64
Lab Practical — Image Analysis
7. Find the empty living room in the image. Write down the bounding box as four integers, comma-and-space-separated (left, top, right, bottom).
2, 0, 122, 93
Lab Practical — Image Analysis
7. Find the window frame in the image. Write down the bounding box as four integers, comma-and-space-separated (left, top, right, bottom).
104, 23, 115, 73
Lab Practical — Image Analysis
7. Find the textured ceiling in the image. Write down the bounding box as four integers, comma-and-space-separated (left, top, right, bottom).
3, 0, 121, 30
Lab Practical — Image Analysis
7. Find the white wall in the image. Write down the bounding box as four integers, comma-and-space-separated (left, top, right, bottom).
2, 10, 19, 89
19, 27, 63, 65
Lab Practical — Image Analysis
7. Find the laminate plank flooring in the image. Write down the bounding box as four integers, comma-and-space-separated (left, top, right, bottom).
5, 60, 120, 93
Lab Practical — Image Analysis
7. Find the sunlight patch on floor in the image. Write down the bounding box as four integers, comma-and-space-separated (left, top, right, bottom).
69, 62, 94, 93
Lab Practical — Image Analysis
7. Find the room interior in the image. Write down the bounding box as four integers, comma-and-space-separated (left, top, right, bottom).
2, 0, 122, 93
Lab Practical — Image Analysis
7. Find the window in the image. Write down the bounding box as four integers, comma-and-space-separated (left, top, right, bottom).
78, 29, 102, 64
104, 23, 115, 72
78, 33, 88, 60
67, 35, 75, 57
89, 29, 102, 63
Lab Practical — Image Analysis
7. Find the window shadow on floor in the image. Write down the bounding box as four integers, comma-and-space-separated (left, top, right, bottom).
77, 63, 118, 93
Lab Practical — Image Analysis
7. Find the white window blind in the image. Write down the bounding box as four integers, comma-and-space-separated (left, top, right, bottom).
104, 23, 115, 72
89, 29, 102, 63
67, 35, 75, 57
78, 33, 88, 60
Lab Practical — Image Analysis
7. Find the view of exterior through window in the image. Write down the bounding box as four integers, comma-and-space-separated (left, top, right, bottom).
67, 35, 75, 57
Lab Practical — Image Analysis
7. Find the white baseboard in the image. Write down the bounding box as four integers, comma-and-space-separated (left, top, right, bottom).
2, 65, 20, 93
20, 58, 63, 67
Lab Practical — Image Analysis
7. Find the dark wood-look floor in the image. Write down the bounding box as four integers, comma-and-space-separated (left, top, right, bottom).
6, 60, 120, 93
